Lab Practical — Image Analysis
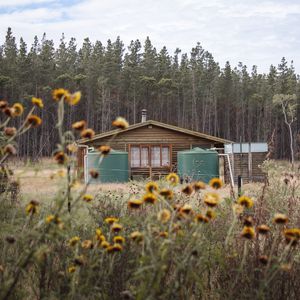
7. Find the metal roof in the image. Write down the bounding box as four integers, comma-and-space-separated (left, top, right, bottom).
78, 120, 232, 144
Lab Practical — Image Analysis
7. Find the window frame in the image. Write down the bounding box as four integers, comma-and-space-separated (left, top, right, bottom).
129, 144, 172, 168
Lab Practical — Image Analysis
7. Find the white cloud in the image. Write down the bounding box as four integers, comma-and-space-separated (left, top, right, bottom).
0, 0, 56, 7
0, 0, 299, 72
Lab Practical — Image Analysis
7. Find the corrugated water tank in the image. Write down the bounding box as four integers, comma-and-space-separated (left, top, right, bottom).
84, 149, 129, 183
177, 147, 219, 183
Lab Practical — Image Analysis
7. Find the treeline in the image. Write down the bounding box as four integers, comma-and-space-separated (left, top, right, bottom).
0, 28, 299, 159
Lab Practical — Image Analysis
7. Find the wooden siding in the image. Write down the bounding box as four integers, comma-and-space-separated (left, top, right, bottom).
232, 152, 266, 182
82, 124, 224, 179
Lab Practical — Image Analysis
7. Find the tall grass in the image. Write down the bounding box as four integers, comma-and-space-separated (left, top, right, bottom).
0, 91, 300, 299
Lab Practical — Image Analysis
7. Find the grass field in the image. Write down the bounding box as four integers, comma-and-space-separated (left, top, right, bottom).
1, 158, 300, 299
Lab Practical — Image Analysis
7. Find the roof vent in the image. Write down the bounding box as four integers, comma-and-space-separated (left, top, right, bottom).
141, 109, 147, 123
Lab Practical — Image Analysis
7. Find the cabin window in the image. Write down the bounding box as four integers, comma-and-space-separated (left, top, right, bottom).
130, 145, 171, 168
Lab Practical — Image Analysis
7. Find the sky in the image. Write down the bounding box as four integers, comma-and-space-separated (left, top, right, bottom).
0, 0, 299, 73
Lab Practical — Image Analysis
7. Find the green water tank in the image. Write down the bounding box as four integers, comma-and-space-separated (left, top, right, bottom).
85, 149, 129, 183
177, 147, 219, 183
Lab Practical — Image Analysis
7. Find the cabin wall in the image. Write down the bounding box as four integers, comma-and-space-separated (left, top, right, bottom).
81, 125, 224, 179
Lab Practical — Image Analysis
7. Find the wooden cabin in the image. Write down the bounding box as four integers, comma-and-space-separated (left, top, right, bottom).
77, 119, 231, 180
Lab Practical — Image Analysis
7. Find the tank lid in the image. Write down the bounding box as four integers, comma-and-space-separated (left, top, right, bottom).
178, 147, 218, 154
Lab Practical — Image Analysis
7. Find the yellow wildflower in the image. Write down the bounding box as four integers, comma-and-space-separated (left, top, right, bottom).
26, 115, 42, 127
107, 243, 123, 253
31, 97, 43, 108
81, 240, 93, 249
273, 213, 288, 224
25, 200, 39, 215
166, 173, 179, 185
209, 178, 223, 189
157, 209, 171, 224
145, 181, 159, 193
182, 185, 193, 195
80, 128, 95, 139
111, 223, 123, 233
193, 181, 206, 191
112, 117, 129, 129
68, 265, 76, 273
52, 88, 70, 101
159, 189, 174, 200
68, 236, 80, 247
104, 217, 119, 224
130, 231, 143, 242
143, 193, 157, 204
98, 145, 111, 155
12, 103, 24, 117
83, 194, 93, 203
100, 241, 110, 249
203, 192, 220, 207
257, 225, 270, 235
113, 236, 125, 244
241, 226, 255, 239
237, 195, 254, 208
180, 204, 193, 215
72, 120, 86, 131
128, 199, 143, 209
195, 213, 209, 223
66, 91, 81, 105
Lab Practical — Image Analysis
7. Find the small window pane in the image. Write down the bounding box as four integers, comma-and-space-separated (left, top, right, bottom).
162, 147, 170, 166
131, 147, 140, 167
141, 147, 149, 167
151, 146, 161, 167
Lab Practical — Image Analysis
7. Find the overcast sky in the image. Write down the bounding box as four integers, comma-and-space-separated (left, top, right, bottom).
0, 0, 299, 73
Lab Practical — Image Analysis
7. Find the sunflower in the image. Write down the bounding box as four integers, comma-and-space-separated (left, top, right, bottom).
12, 103, 24, 117
113, 236, 125, 244
237, 196, 254, 208
25, 200, 39, 215
83, 194, 93, 202
68, 236, 80, 247
52, 88, 70, 101
209, 178, 223, 189
273, 213, 288, 224
112, 117, 129, 129
193, 181, 206, 191
257, 225, 270, 234
128, 199, 143, 209
26, 115, 42, 127
111, 223, 123, 233
81, 240, 93, 249
80, 128, 95, 139
145, 181, 159, 193
166, 173, 179, 185
203, 192, 220, 207
107, 243, 123, 253
159, 189, 174, 200
54, 151, 68, 164
241, 226, 255, 239
182, 185, 193, 195
72, 120, 86, 131
157, 209, 171, 224
104, 217, 119, 224
66, 91, 81, 106
130, 231, 143, 242
31, 97, 43, 108
143, 193, 157, 204
98, 145, 111, 155
195, 213, 209, 223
